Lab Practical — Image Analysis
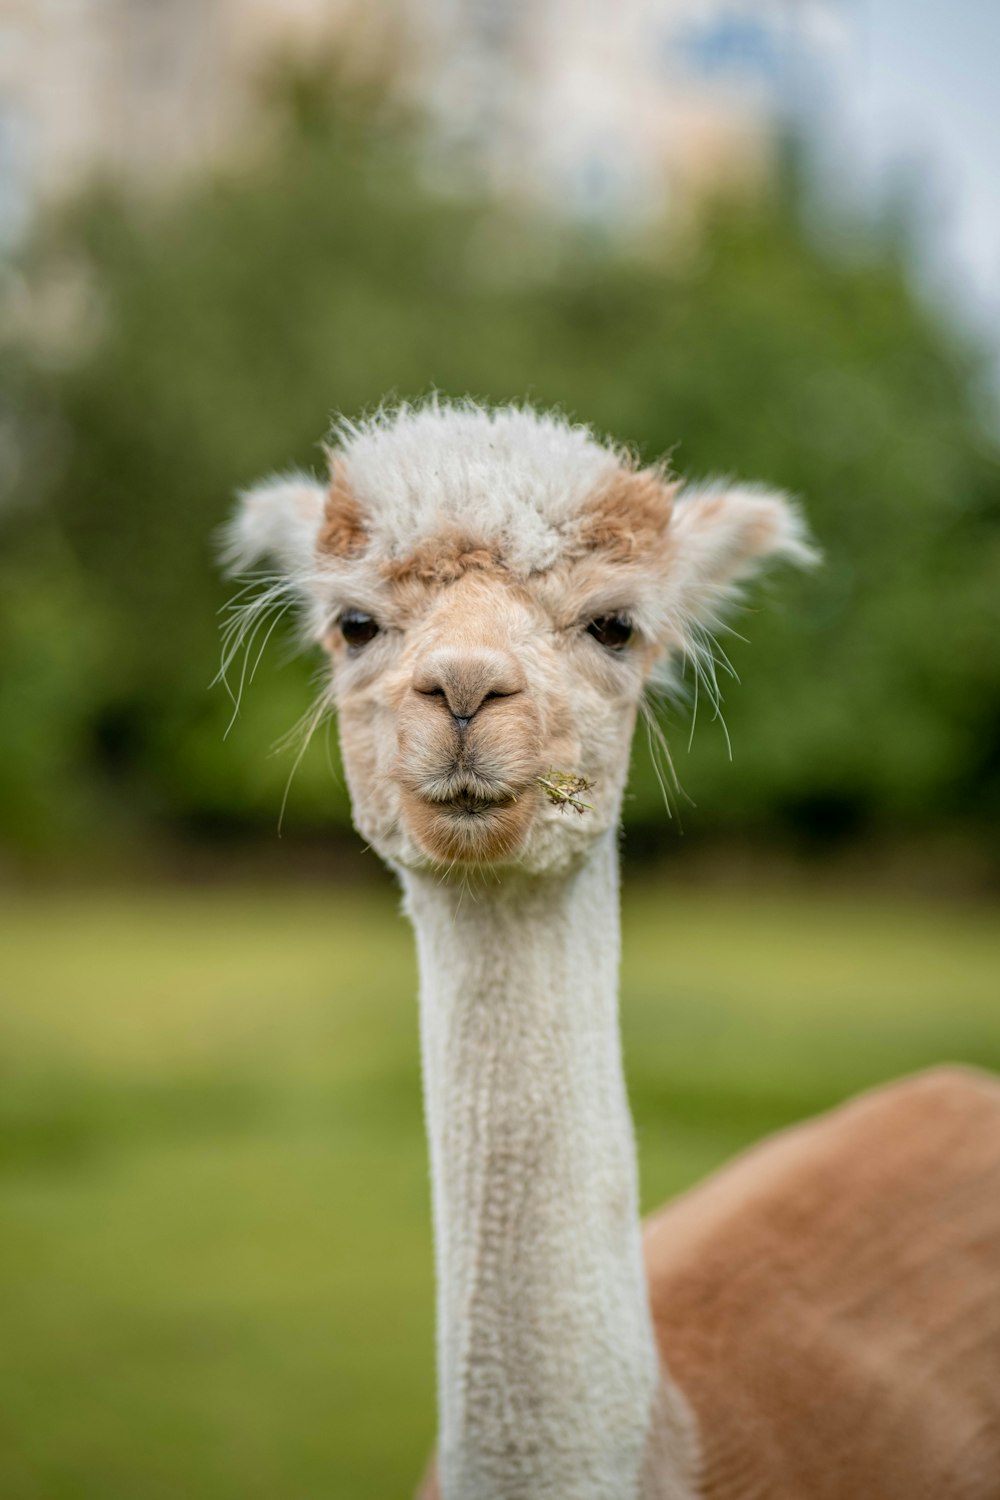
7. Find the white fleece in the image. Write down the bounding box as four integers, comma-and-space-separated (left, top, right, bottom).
333, 399, 622, 576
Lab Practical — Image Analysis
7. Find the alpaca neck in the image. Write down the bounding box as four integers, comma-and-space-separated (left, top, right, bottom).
402, 833, 685, 1500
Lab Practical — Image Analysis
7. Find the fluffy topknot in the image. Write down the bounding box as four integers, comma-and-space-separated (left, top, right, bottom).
329, 399, 625, 576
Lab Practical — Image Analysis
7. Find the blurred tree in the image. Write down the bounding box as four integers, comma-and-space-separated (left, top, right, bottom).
2, 70, 998, 861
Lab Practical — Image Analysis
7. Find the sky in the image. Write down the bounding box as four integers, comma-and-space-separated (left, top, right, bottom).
838, 0, 1000, 349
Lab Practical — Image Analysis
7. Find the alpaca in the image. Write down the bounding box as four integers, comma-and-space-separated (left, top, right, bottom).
226, 400, 1000, 1500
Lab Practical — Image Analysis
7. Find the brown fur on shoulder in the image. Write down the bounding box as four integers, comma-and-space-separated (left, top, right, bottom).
645, 1066, 1000, 1499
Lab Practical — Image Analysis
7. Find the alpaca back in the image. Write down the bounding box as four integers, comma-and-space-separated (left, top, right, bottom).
644, 1066, 1000, 1500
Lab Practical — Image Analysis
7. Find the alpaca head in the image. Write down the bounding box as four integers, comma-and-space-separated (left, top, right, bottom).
225, 401, 814, 875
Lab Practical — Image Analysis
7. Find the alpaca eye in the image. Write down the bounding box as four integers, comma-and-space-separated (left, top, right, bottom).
339, 610, 380, 648
586, 614, 634, 651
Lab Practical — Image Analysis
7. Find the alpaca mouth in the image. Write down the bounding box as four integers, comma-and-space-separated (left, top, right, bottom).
415, 769, 526, 820
431, 787, 518, 817
402, 774, 536, 863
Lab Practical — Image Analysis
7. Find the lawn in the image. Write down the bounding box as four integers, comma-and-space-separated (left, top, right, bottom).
1, 881, 997, 1499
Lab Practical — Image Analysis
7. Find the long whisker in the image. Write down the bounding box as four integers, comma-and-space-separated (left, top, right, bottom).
275, 686, 335, 836
640, 697, 674, 821
687, 659, 699, 753
683, 620, 733, 762
222, 597, 289, 738
215, 575, 295, 718
641, 693, 694, 826
247, 601, 293, 689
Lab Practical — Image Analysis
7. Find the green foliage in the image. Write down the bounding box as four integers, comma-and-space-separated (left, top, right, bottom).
3, 78, 999, 855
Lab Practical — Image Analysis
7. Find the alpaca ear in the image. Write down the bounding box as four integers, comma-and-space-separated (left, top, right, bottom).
221, 473, 326, 581
665, 481, 817, 630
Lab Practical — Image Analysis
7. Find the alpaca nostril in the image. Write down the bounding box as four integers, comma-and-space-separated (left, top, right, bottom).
412, 647, 526, 724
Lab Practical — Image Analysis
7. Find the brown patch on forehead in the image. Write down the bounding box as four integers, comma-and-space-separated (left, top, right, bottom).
578, 466, 678, 564
384, 564, 539, 636
318, 460, 368, 558
381, 532, 505, 587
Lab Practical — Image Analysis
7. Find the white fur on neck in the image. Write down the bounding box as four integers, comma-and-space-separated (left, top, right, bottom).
402, 835, 696, 1500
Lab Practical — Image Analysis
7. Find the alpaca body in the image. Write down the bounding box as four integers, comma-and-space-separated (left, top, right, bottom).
227, 400, 1000, 1500
649, 1063, 1000, 1500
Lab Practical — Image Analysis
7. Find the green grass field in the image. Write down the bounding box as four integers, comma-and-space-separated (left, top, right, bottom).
1, 882, 997, 1499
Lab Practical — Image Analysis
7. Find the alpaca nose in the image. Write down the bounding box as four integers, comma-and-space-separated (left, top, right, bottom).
413, 647, 525, 728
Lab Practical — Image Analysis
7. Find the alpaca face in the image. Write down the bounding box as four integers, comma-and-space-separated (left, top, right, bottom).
225, 403, 814, 874
324, 563, 654, 872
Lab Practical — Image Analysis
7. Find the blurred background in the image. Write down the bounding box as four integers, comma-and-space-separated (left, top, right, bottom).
0, 1, 998, 1495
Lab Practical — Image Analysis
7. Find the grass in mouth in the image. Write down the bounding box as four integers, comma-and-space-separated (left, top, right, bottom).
536, 770, 594, 814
